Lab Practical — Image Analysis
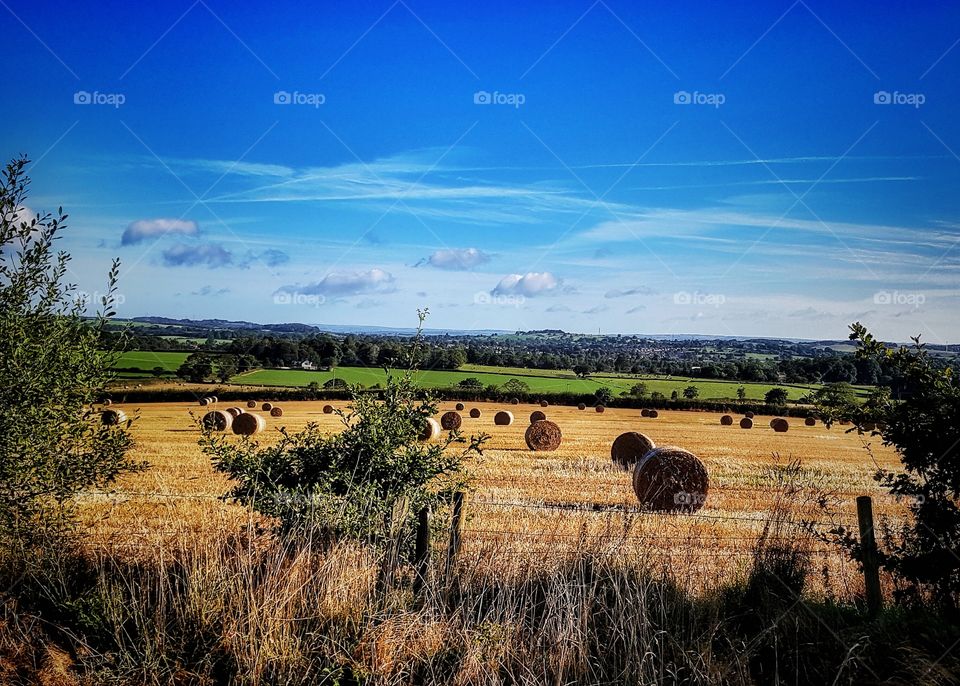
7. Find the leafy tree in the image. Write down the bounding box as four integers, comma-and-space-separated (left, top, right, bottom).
630, 382, 648, 398
457, 377, 483, 390
650, 391, 665, 401
683, 385, 699, 400
670, 390, 679, 400
202, 312, 486, 544
323, 377, 348, 389
572, 364, 591, 379
0, 156, 138, 557
811, 382, 857, 422
176, 352, 214, 383
214, 354, 238, 383
764, 387, 789, 405
737, 386, 747, 401
594, 387, 614, 405
151, 365, 165, 378
834, 324, 960, 607
502, 378, 530, 396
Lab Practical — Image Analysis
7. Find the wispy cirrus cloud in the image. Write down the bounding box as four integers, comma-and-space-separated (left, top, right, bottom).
605, 286, 658, 298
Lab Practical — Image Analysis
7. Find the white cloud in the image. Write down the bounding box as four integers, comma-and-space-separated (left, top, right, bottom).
278, 268, 395, 297
426, 247, 491, 270
492, 272, 560, 297
123, 218, 198, 245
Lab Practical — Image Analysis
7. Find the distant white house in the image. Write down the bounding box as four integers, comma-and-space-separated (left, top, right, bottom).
295, 360, 317, 370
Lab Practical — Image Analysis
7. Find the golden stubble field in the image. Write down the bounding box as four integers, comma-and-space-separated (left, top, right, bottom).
82, 400, 905, 597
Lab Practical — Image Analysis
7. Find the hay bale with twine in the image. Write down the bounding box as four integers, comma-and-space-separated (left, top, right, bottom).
270, 407, 283, 418
771, 417, 789, 433
740, 417, 753, 429
530, 410, 546, 423
720, 414, 733, 426
419, 417, 441, 442
322, 404, 334, 414
262, 402, 273, 411
469, 408, 481, 418
577, 403, 586, 410
440, 411, 462, 431
525, 420, 562, 451
203, 410, 233, 432
246, 400, 257, 408
632, 446, 709, 512
611, 431, 656, 471
595, 405, 605, 413
455, 402, 465, 411
494, 411, 514, 426
804, 417, 816, 427
101, 409, 127, 426
232, 412, 266, 436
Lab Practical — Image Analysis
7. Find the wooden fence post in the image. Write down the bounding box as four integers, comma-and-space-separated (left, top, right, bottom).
444, 491, 465, 585
414, 506, 431, 594
856, 495, 883, 615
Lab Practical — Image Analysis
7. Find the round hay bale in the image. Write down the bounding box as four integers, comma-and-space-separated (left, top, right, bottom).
525, 420, 562, 451
246, 400, 257, 408
419, 417, 441, 441
577, 403, 586, 410
469, 408, 481, 419
199, 398, 210, 407
440, 411, 462, 431
859, 422, 877, 433
101, 409, 127, 426
596, 405, 605, 413
494, 410, 514, 426
103, 399, 112, 406
455, 402, 465, 412
322, 404, 334, 414
539, 400, 549, 408
225, 407, 242, 418
632, 446, 709, 512
611, 431, 656, 471
648, 410, 659, 419
529, 410, 546, 423
720, 414, 733, 426
740, 417, 753, 429
804, 417, 816, 427
771, 418, 789, 433
270, 407, 283, 418
262, 402, 273, 411
745, 411, 755, 419
202, 410, 232, 432
211, 396, 218, 404
232, 412, 266, 436
510, 398, 520, 405
640, 408, 650, 417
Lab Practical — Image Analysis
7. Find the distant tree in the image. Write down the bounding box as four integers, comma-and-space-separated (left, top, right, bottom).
572, 363, 591, 379
457, 377, 483, 390
594, 387, 614, 405
650, 391, 665, 401
502, 378, 530, 395
324, 377, 348, 390
682, 385, 699, 400
215, 355, 238, 383
177, 352, 215, 383
737, 386, 747, 401
764, 387, 789, 405
670, 390, 679, 400
151, 366, 165, 378
812, 382, 857, 421
630, 382, 648, 398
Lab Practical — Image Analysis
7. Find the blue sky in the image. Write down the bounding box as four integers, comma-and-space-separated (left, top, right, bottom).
4, 0, 960, 341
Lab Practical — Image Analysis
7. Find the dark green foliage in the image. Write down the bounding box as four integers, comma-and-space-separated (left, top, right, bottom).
764, 387, 789, 405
